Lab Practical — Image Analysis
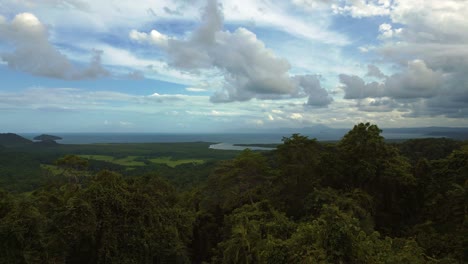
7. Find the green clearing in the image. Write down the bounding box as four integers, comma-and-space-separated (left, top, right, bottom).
78, 155, 146, 167
114, 156, 146, 166
148, 157, 205, 167
77, 155, 114, 162
78, 154, 205, 168
0, 141, 241, 191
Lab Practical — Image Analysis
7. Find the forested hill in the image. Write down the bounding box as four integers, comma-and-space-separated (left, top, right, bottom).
0, 133, 32, 147
0, 123, 467, 263
33, 134, 62, 142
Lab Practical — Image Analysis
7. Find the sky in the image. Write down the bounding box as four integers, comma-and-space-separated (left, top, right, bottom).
0, 0, 467, 132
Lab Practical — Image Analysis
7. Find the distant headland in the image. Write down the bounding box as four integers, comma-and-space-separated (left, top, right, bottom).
33, 134, 63, 142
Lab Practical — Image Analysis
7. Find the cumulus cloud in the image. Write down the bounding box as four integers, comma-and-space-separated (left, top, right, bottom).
378, 23, 402, 40
390, 0, 468, 43
356, 98, 400, 113
339, 60, 468, 117
294, 75, 333, 106
366, 64, 386, 79
339, 74, 384, 99
332, 0, 468, 118
130, 0, 332, 106
384, 60, 443, 99
78, 49, 110, 79
129, 29, 169, 47
0, 13, 108, 79
341, 60, 443, 100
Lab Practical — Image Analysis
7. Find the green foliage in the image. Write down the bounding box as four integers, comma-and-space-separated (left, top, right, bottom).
410, 147, 468, 262
399, 137, 461, 163
214, 201, 295, 264
56, 155, 89, 171
0, 171, 194, 264
338, 123, 415, 188
273, 134, 322, 217
202, 149, 272, 213
304, 188, 375, 232
0, 151, 46, 192
286, 205, 431, 264
0, 124, 466, 263
338, 123, 418, 233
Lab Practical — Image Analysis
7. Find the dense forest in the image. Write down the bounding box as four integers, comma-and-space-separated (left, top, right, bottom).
0, 123, 467, 263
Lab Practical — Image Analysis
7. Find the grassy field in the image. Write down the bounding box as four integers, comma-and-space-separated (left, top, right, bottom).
78, 155, 146, 166
13, 142, 241, 162
78, 154, 205, 168
148, 157, 205, 167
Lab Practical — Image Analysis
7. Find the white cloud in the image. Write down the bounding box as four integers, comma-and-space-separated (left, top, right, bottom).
340, 60, 443, 100
378, 23, 402, 40
292, 0, 330, 11
90, 44, 200, 84
366, 64, 386, 79
358, 45, 375, 53
385, 60, 443, 99
332, 0, 391, 18
0, 13, 108, 79
129, 29, 169, 47
327, 0, 468, 118
390, 0, 468, 43
12, 0, 91, 11
0, 87, 212, 113
131, 0, 332, 106
1, 0, 467, 128
221, 1, 349, 45
186, 87, 208, 92
294, 75, 333, 106
338, 60, 468, 117
290, 113, 303, 120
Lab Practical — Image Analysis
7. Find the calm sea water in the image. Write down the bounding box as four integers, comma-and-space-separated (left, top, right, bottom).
19, 133, 286, 145
19, 131, 428, 148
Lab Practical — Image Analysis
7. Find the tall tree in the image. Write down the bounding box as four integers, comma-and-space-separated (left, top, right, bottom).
273, 134, 322, 217
338, 123, 416, 232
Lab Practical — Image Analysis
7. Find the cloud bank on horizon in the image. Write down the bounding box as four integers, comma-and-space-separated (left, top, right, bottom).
0, 0, 467, 132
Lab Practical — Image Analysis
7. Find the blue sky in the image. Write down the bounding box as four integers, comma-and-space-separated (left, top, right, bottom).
1, 0, 467, 132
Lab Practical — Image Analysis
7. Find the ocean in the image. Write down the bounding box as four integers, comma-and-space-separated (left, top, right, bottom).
18, 131, 431, 145
19, 133, 287, 145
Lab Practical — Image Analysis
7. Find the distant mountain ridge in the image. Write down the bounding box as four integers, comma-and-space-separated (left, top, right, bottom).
0, 133, 33, 147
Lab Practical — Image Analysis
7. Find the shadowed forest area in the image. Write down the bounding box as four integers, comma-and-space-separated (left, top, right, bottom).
0, 123, 467, 263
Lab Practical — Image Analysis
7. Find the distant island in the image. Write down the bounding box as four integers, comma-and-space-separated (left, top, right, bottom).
0, 133, 63, 148
33, 134, 62, 141
32, 134, 62, 146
